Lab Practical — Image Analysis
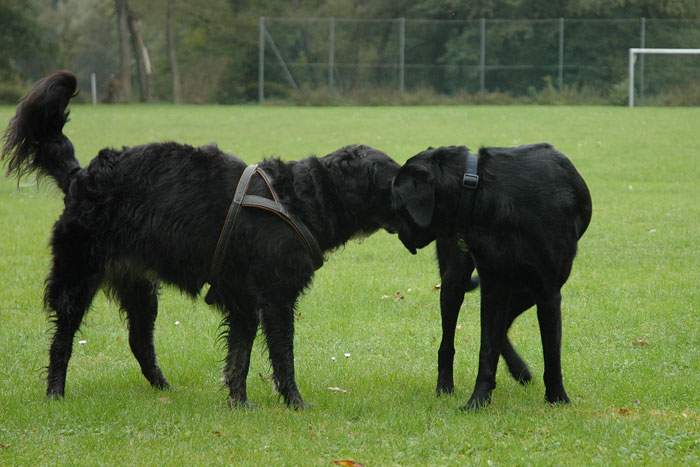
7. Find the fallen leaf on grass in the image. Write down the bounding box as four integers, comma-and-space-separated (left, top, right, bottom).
212, 431, 222, 437
633, 338, 649, 347
327, 386, 349, 393
332, 460, 364, 467
615, 407, 632, 416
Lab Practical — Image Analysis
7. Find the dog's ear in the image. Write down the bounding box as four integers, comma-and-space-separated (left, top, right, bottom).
392, 165, 435, 228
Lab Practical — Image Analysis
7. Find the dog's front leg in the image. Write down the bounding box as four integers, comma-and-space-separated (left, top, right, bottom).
436, 281, 463, 395
536, 291, 570, 405
435, 236, 475, 395
260, 300, 305, 409
224, 305, 259, 408
462, 279, 510, 411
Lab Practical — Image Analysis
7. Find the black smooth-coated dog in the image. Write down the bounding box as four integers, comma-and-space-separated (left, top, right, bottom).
393, 144, 592, 410
1, 71, 401, 409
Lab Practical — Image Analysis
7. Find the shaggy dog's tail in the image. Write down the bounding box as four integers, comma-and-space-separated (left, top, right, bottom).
1, 70, 80, 193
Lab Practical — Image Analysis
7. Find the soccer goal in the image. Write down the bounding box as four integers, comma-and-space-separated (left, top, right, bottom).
628, 48, 700, 107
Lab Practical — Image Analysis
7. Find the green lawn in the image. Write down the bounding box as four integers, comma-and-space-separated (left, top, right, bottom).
1, 104, 698, 465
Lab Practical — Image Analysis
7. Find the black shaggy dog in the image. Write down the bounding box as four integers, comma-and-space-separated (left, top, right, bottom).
393, 144, 591, 410
1, 71, 401, 409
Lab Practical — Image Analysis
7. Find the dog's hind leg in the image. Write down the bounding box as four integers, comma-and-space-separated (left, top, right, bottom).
501, 340, 531, 385
501, 289, 536, 385
110, 274, 170, 390
259, 299, 305, 409
435, 237, 528, 393
45, 228, 102, 398
536, 290, 570, 405
223, 300, 259, 408
462, 277, 512, 411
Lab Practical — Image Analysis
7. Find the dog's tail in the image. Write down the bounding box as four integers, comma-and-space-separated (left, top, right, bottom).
1, 70, 81, 193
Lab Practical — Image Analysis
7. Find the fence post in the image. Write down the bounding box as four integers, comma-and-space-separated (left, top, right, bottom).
480, 18, 486, 93
90, 72, 97, 105
628, 49, 636, 107
640, 17, 646, 101
329, 17, 335, 91
258, 16, 265, 103
558, 17, 564, 90
399, 17, 406, 93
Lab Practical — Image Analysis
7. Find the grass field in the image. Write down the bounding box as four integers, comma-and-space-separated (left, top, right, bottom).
0, 104, 699, 465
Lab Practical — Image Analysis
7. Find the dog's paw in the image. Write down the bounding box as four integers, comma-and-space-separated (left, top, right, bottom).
152, 380, 171, 391
436, 380, 455, 396
46, 391, 65, 401
460, 393, 492, 412
46, 384, 65, 400
287, 396, 309, 411
509, 366, 533, 386
228, 397, 257, 410
545, 389, 570, 406
147, 372, 171, 391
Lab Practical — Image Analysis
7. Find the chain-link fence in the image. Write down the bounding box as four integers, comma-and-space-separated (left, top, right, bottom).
8, 15, 698, 105
260, 17, 700, 104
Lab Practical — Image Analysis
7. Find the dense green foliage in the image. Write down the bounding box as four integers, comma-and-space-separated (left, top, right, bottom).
0, 104, 699, 464
1, 0, 699, 104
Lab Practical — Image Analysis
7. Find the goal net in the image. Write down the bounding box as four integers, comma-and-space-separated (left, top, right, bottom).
628, 48, 700, 107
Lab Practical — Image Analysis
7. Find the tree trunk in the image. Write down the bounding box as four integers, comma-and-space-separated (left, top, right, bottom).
127, 5, 152, 102
166, 0, 182, 103
114, 0, 132, 102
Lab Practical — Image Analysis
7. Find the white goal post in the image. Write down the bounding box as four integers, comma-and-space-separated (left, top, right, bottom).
629, 48, 700, 107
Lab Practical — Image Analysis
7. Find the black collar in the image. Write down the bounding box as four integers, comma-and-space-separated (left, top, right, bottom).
462, 151, 479, 190
457, 151, 479, 233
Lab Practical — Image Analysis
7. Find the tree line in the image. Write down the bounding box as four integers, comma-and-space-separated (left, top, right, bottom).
1, 0, 698, 104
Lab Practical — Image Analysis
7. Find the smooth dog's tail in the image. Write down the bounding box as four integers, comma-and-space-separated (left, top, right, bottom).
2, 70, 80, 193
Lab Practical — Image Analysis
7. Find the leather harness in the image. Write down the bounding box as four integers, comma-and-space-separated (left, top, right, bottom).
207, 164, 324, 297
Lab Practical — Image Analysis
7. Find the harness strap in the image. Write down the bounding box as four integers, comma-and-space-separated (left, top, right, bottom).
255, 166, 281, 203
209, 164, 324, 288
209, 164, 257, 282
